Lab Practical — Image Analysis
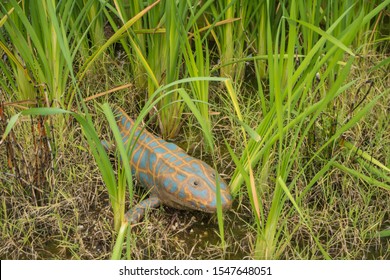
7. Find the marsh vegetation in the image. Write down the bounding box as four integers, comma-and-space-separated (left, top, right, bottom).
0, 0, 389, 259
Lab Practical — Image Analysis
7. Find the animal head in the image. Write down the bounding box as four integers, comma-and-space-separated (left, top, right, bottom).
155, 149, 232, 213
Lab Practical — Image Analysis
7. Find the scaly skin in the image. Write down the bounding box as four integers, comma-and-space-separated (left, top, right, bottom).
115, 108, 232, 224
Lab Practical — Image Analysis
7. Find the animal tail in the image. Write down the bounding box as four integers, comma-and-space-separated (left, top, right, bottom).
112, 107, 136, 145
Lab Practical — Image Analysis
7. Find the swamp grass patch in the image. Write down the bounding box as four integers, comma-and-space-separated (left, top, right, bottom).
1, 64, 388, 259
1, 0, 389, 260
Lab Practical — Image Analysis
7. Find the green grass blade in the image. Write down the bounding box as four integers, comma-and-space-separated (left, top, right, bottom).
77, 0, 161, 82
378, 230, 390, 238
0, 112, 21, 143
101, 103, 134, 229
332, 162, 390, 191
287, 18, 355, 56
111, 222, 129, 260
343, 141, 390, 173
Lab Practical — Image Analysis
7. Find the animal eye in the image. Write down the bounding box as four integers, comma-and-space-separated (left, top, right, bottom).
193, 180, 199, 187
211, 172, 216, 178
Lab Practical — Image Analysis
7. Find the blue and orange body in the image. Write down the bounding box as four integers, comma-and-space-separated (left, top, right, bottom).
114, 108, 232, 224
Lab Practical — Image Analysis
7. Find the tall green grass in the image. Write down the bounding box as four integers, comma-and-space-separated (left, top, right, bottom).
1, 0, 389, 259
226, 0, 390, 259
0, 0, 97, 106
105, 0, 187, 139
115, 0, 220, 139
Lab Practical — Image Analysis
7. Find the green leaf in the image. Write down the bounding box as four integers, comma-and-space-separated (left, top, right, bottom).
343, 141, 390, 173
1, 112, 21, 143
21, 107, 69, 116
332, 162, 390, 191
378, 230, 390, 238
287, 17, 355, 56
